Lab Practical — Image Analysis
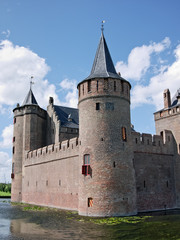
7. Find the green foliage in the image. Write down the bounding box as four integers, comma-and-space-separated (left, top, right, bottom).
0, 183, 11, 193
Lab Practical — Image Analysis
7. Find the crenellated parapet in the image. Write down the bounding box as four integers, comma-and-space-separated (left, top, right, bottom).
13, 104, 46, 119
78, 77, 130, 104
24, 137, 79, 167
132, 130, 175, 155
154, 105, 180, 121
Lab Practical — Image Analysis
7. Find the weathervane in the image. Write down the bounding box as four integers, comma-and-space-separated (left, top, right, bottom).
101, 20, 105, 32
30, 76, 34, 90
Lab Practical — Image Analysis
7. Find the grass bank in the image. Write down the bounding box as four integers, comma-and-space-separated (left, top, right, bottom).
0, 191, 11, 197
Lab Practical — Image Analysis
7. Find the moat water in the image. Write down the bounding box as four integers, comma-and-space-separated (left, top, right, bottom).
1, 198, 180, 240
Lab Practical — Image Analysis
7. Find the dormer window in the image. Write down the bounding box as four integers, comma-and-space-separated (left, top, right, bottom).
68, 114, 72, 121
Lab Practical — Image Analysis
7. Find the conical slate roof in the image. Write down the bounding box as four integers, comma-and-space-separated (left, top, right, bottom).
84, 32, 122, 81
22, 88, 38, 106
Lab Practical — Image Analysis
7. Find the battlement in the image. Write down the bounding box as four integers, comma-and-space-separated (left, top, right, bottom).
13, 104, 46, 119
78, 78, 130, 103
24, 137, 79, 166
132, 130, 175, 155
154, 105, 180, 121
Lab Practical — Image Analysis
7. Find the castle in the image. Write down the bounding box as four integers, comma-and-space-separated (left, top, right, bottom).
11, 30, 180, 217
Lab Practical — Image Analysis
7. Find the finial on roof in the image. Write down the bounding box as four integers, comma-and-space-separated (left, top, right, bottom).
30, 76, 34, 90
101, 20, 105, 33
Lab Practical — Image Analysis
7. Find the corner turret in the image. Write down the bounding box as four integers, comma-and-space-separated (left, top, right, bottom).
11, 86, 46, 202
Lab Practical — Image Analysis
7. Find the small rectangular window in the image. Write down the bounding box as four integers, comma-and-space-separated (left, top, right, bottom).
82, 154, 91, 176
13, 118, 16, 124
88, 197, 93, 207
12, 137, 15, 142
114, 81, 116, 91
12, 146, 15, 154
96, 103, 100, 110
160, 131, 163, 138
121, 81, 124, 92
122, 127, 127, 142
12, 163, 15, 174
79, 86, 81, 97
84, 154, 90, 165
46, 180, 48, 186
113, 161, 116, 168
88, 81, 91, 92
97, 80, 99, 91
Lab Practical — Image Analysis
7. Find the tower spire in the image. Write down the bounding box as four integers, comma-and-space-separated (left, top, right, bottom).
83, 27, 122, 81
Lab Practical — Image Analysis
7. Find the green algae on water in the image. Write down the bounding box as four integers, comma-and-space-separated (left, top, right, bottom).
89, 216, 152, 225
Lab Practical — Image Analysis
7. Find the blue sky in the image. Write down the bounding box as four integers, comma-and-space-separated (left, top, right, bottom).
0, 0, 180, 182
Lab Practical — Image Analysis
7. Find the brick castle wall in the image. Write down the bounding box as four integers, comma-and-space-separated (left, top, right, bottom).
132, 131, 176, 211
154, 105, 180, 208
22, 137, 79, 210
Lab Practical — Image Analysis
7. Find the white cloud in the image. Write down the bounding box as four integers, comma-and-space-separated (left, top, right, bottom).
116, 37, 171, 81
0, 124, 13, 149
0, 151, 11, 183
131, 44, 180, 110
0, 40, 60, 108
59, 78, 78, 108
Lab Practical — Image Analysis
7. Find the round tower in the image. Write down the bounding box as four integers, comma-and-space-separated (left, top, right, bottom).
78, 31, 137, 216
11, 88, 46, 202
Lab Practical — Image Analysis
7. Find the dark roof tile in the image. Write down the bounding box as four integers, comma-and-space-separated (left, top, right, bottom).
53, 105, 79, 129
22, 89, 38, 106
78, 32, 128, 87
